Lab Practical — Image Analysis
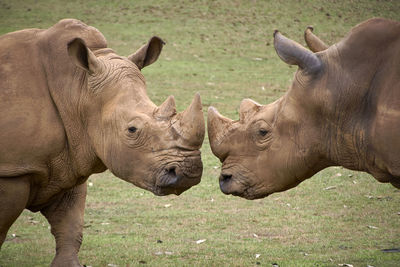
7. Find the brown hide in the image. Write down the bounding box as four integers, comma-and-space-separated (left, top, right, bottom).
208, 18, 400, 199
0, 19, 205, 266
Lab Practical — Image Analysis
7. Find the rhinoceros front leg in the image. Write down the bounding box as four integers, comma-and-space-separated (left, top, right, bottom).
0, 176, 30, 248
41, 182, 87, 267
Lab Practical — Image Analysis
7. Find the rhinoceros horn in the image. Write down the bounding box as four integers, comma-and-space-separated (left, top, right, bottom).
304, 26, 329, 52
174, 93, 205, 148
207, 106, 234, 158
239, 98, 262, 122
274, 30, 322, 74
155, 95, 177, 119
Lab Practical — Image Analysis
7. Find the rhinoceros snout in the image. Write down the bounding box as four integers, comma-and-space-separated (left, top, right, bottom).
218, 172, 252, 198
219, 173, 233, 195
155, 156, 202, 196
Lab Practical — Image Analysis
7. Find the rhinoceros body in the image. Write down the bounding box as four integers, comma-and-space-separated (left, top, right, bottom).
208, 18, 400, 199
0, 19, 204, 266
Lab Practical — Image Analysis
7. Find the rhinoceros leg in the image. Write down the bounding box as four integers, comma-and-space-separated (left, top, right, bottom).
41, 182, 87, 267
0, 175, 30, 248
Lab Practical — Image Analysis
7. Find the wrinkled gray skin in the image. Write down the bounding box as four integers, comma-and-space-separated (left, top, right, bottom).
208, 18, 400, 200
0, 19, 205, 266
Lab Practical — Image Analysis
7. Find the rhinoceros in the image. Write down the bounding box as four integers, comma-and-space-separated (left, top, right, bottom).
0, 19, 205, 266
207, 18, 400, 200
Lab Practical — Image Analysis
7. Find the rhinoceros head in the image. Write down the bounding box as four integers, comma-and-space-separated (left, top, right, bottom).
207, 98, 303, 200
208, 30, 331, 199
67, 37, 205, 196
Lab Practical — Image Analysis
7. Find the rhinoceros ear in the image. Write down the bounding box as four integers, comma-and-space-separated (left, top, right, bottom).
304, 26, 329, 52
274, 31, 322, 74
128, 36, 165, 70
67, 38, 101, 75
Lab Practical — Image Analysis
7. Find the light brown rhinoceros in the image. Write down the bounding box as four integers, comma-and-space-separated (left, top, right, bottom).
207, 18, 400, 200
0, 19, 204, 266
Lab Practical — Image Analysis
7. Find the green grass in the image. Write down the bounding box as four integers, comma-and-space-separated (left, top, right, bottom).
1, 0, 400, 266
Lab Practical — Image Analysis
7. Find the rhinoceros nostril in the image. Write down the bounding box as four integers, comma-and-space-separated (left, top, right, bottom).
220, 173, 232, 181
219, 173, 233, 195
166, 166, 176, 176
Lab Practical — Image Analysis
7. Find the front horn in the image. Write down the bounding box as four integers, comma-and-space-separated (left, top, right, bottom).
174, 93, 205, 148
207, 106, 234, 159
274, 30, 323, 74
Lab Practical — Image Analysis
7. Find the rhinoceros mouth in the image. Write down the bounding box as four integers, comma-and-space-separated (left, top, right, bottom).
219, 163, 270, 200
219, 175, 270, 200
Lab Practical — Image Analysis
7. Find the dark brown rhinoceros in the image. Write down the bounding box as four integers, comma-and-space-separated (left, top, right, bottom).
207, 18, 400, 200
0, 19, 205, 266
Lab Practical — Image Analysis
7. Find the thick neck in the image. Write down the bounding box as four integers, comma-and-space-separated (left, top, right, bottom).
45, 64, 106, 177
317, 48, 374, 172
322, 114, 367, 172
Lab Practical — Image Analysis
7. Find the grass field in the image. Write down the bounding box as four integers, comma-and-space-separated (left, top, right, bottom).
1, 0, 400, 266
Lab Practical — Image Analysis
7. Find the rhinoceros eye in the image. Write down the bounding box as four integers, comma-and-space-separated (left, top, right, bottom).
128, 126, 137, 133
259, 129, 269, 137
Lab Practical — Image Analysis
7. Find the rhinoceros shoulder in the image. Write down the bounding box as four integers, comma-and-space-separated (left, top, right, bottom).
38, 19, 107, 51
337, 18, 400, 54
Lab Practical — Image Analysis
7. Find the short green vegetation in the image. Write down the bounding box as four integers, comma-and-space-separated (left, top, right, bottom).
1, 1, 399, 266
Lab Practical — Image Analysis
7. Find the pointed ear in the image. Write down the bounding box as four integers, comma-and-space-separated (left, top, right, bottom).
304, 26, 329, 52
128, 36, 165, 70
239, 99, 261, 122
274, 30, 322, 74
67, 38, 101, 75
